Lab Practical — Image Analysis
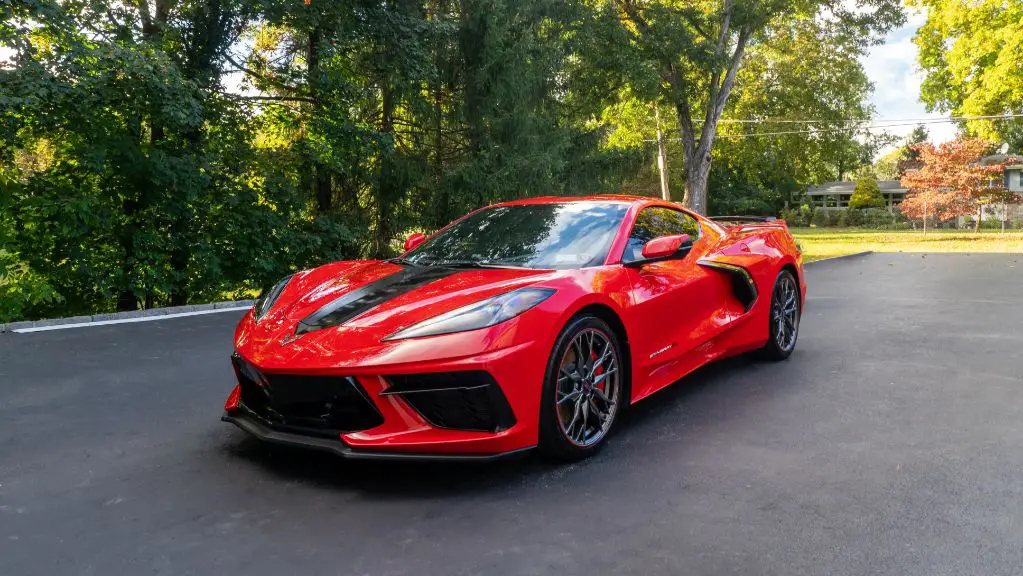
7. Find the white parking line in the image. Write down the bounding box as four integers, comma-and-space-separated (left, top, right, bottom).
12, 306, 251, 333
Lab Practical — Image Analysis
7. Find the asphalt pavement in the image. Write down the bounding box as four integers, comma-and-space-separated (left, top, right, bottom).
2, 253, 1023, 576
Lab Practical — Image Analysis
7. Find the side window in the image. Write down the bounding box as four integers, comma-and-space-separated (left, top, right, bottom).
623, 207, 700, 263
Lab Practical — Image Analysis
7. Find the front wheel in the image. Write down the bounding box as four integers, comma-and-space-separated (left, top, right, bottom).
760, 269, 801, 360
538, 315, 624, 461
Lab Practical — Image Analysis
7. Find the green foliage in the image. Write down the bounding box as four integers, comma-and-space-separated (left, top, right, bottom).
0, 0, 906, 321
863, 208, 896, 229
912, 0, 1023, 149
873, 148, 903, 180
811, 209, 832, 228
809, 208, 900, 229
835, 209, 849, 227
0, 250, 62, 323
0, 0, 640, 321
849, 175, 886, 209
585, 0, 902, 212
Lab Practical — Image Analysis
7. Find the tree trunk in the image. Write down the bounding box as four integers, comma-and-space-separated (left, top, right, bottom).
117, 0, 173, 311
169, 0, 235, 307
307, 24, 332, 213
117, 198, 139, 312
430, 0, 449, 226
373, 78, 396, 257
683, 151, 712, 215
655, 106, 670, 201
669, 24, 749, 215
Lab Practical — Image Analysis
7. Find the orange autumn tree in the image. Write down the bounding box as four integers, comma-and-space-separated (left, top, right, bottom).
900, 137, 1016, 230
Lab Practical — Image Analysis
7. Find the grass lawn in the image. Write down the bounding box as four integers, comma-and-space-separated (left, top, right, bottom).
791, 228, 1023, 262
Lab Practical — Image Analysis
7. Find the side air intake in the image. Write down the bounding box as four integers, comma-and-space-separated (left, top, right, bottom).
697, 260, 759, 312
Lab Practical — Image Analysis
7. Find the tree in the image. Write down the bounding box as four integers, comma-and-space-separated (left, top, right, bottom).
874, 148, 902, 180
874, 124, 929, 179
905, 125, 929, 160
603, 33, 890, 215
900, 137, 1017, 230
912, 0, 1023, 150
597, 0, 901, 213
0, 0, 642, 321
849, 175, 885, 209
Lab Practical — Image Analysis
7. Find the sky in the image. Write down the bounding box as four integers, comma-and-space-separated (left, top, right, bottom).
861, 10, 958, 152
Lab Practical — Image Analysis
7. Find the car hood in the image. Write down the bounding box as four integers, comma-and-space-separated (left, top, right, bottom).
244, 260, 555, 355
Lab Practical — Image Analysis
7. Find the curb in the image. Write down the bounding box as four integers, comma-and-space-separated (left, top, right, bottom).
804, 251, 873, 266
2, 300, 255, 333
3, 252, 874, 334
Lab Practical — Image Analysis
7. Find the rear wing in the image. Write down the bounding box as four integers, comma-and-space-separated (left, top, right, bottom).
709, 215, 777, 224
709, 215, 790, 232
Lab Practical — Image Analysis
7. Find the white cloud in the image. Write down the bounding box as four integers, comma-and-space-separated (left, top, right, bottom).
861, 11, 958, 155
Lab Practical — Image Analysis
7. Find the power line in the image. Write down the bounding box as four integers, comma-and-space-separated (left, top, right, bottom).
709, 113, 1023, 125
643, 114, 1023, 142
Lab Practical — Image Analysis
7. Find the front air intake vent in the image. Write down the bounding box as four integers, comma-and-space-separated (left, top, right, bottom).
383, 371, 516, 433
231, 354, 383, 437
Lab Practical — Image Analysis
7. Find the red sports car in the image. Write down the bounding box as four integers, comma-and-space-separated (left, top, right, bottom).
223, 195, 805, 460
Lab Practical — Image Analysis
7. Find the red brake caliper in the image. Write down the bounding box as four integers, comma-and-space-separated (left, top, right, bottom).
592, 350, 605, 390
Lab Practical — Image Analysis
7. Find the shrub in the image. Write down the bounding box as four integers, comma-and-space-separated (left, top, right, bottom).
849, 175, 886, 209
864, 208, 895, 229
845, 208, 865, 226
981, 216, 1003, 229
779, 208, 799, 226
798, 205, 814, 227
835, 209, 849, 227
811, 209, 832, 227
0, 250, 63, 323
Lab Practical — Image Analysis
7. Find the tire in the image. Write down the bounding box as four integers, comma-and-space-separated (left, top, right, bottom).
537, 315, 625, 461
760, 269, 801, 361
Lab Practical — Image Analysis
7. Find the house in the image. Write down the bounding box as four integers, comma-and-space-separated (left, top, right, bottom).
806, 180, 908, 210
980, 154, 1023, 193
1008, 163, 1023, 192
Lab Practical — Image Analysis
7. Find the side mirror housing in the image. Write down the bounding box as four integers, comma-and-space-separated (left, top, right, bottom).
404, 232, 427, 252
629, 233, 693, 265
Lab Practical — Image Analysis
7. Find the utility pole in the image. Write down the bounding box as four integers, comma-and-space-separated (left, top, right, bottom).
655, 105, 670, 201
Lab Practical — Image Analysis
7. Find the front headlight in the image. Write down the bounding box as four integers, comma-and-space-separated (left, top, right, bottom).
253, 274, 294, 321
383, 288, 555, 341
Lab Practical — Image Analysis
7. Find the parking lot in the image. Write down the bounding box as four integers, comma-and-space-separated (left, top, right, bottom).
2, 253, 1022, 575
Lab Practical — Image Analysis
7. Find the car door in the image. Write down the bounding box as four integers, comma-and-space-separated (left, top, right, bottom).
622, 207, 736, 392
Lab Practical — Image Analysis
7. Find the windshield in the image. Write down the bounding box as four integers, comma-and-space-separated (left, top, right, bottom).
404, 202, 630, 270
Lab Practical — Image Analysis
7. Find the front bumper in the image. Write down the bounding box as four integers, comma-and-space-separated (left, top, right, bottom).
222, 410, 533, 461
224, 334, 550, 457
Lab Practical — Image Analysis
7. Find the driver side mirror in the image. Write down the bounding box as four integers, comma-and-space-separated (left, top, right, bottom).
404, 232, 427, 252
628, 233, 693, 266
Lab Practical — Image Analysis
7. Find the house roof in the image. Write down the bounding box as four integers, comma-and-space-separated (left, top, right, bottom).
807, 180, 907, 196
979, 154, 1023, 166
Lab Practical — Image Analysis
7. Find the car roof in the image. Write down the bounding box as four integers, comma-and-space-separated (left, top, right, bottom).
490, 194, 665, 208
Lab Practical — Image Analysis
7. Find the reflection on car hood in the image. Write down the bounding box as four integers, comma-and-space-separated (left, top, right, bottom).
260, 260, 555, 338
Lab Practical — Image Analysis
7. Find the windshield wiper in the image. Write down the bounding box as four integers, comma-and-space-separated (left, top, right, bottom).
426, 260, 525, 269
432, 260, 489, 268
387, 257, 419, 266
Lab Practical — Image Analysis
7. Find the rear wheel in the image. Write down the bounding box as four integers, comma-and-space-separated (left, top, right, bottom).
538, 316, 624, 461
760, 269, 800, 360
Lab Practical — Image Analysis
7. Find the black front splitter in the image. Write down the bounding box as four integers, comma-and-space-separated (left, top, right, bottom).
222, 411, 534, 462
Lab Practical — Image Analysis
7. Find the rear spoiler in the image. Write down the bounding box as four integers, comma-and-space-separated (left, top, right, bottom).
709, 216, 777, 223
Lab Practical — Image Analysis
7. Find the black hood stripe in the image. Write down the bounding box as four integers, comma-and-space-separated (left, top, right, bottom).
295, 266, 460, 334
